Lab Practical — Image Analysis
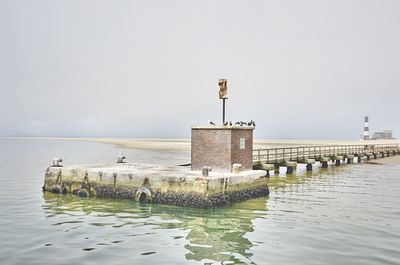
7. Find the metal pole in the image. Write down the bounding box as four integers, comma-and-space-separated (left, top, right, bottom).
222, 98, 226, 124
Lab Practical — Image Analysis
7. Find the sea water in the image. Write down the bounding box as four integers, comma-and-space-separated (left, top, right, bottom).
0, 139, 399, 265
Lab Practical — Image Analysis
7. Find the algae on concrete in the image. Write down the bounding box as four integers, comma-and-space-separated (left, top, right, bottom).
44, 163, 269, 208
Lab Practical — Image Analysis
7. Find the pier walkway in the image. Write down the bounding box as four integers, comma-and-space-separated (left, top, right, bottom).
253, 144, 400, 175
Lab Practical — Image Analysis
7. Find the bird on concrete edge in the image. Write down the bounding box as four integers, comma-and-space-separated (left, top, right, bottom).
208, 120, 215, 125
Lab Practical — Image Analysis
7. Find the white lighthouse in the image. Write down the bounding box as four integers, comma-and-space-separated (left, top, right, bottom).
363, 116, 369, 140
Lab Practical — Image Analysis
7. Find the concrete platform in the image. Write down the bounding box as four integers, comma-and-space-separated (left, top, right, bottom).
261, 163, 275, 171
304, 159, 316, 164
285, 161, 297, 168
320, 157, 330, 162
43, 163, 269, 208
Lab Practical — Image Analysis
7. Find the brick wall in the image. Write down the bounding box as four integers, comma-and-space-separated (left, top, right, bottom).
191, 126, 253, 171
231, 129, 253, 170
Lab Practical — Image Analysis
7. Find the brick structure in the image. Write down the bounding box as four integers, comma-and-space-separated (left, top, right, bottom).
191, 126, 254, 171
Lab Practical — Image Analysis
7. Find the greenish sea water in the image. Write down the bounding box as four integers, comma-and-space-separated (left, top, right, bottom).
0, 139, 399, 265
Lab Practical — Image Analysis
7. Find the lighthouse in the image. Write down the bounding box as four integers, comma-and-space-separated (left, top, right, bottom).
363, 116, 369, 140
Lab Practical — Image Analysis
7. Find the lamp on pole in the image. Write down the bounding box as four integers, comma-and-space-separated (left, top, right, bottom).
218, 79, 228, 124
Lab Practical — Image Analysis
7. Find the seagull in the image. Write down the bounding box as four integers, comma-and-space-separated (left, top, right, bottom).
208, 120, 215, 125
224, 121, 228, 126
117, 152, 126, 163
229, 121, 232, 126
235, 121, 241, 125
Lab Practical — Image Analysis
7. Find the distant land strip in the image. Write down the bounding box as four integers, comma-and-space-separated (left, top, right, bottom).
0, 137, 399, 152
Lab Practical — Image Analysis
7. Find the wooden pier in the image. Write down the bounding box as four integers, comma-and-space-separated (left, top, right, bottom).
253, 144, 400, 175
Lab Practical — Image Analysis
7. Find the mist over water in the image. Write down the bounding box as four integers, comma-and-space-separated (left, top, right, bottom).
0, 139, 399, 264
1, 1, 400, 139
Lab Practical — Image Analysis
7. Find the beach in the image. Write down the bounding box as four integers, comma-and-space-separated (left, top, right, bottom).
1, 137, 399, 152
366, 155, 400, 165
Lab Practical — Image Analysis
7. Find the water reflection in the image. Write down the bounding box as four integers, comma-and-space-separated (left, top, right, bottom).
42, 192, 268, 264
267, 165, 348, 192
40, 164, 378, 264
40, 166, 348, 264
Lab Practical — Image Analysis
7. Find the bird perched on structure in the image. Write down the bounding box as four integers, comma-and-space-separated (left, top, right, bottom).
229, 121, 232, 126
52, 158, 63, 167
208, 120, 215, 125
224, 121, 228, 126
117, 153, 126, 163
247, 120, 256, 127
235, 121, 240, 125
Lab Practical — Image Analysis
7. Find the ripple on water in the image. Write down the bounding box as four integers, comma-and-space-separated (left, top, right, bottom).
82, 248, 95, 251
1, 140, 400, 265
141, 251, 156, 255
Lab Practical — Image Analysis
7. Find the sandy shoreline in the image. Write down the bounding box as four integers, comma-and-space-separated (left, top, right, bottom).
0, 137, 192, 151
1, 136, 399, 152
366, 155, 400, 165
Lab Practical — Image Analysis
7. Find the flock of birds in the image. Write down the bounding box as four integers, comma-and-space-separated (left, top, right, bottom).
208, 120, 256, 127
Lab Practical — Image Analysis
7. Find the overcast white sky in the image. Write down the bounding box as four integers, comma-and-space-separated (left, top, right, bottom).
0, 0, 399, 139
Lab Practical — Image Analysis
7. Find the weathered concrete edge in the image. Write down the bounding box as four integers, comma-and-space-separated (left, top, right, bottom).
44, 182, 269, 208
43, 165, 269, 208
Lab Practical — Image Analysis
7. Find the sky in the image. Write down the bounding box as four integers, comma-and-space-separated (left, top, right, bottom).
0, 0, 399, 139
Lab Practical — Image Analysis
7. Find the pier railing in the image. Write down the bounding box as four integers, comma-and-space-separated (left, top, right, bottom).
253, 144, 400, 164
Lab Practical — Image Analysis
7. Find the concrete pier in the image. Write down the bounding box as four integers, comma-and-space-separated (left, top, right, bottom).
285, 163, 294, 174
43, 163, 268, 208
320, 157, 330, 168
305, 159, 315, 171
346, 155, 354, 164
253, 144, 400, 171
42, 79, 274, 208
44, 118, 270, 208
44, 140, 399, 208
335, 156, 344, 166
